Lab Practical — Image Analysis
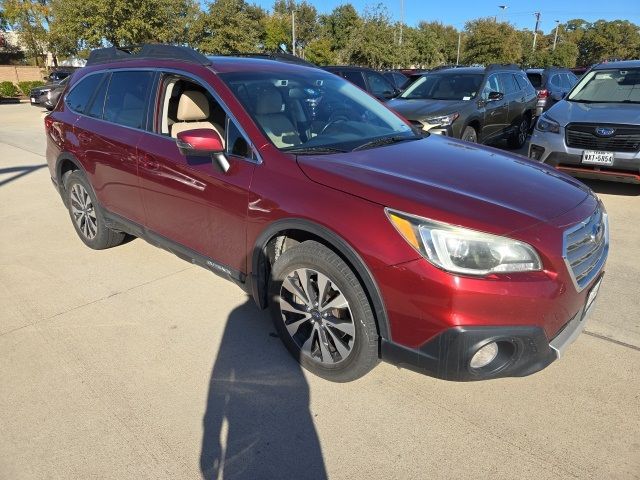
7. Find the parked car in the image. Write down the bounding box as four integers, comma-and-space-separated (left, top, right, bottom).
323, 66, 400, 101
529, 60, 640, 184
30, 76, 70, 110
526, 67, 579, 116
382, 70, 409, 90
45, 70, 72, 83
45, 44, 608, 382
387, 64, 537, 148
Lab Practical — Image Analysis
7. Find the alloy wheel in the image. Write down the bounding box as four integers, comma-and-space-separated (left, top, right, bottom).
518, 119, 528, 145
279, 268, 356, 365
70, 184, 98, 240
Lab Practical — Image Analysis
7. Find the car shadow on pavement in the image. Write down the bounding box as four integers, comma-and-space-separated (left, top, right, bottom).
582, 179, 640, 196
0, 164, 47, 188
200, 298, 327, 480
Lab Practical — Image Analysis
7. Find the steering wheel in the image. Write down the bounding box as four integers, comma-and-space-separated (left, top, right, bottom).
320, 111, 351, 135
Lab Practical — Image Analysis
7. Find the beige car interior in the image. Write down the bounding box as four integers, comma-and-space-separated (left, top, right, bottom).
254, 86, 301, 148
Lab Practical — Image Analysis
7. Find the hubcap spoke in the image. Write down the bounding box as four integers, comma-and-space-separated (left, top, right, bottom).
325, 326, 350, 360
317, 327, 334, 363
324, 315, 355, 337
316, 271, 331, 309
282, 275, 310, 306
300, 324, 318, 358
322, 292, 348, 311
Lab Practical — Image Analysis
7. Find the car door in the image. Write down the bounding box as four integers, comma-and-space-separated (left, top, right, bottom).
72, 70, 152, 225
136, 73, 256, 276
500, 72, 524, 133
480, 73, 508, 141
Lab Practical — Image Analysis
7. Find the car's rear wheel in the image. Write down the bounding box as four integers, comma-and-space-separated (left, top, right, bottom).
64, 170, 126, 250
461, 126, 478, 143
269, 241, 379, 382
508, 116, 529, 148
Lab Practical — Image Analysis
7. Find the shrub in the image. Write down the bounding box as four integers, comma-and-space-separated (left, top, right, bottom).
0, 81, 19, 98
18, 80, 45, 95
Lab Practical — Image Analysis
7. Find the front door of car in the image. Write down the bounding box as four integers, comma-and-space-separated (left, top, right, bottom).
480, 73, 508, 141
499, 72, 523, 132
136, 74, 256, 275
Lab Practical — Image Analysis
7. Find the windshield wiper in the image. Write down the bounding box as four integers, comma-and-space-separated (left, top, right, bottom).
286, 146, 347, 155
352, 135, 420, 152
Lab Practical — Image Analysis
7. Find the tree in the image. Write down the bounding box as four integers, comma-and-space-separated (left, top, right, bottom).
344, 5, 395, 68
190, 0, 264, 54
577, 20, 640, 65
2, 0, 53, 65
319, 3, 360, 61
305, 37, 334, 65
418, 21, 458, 65
463, 18, 522, 65
50, 0, 200, 54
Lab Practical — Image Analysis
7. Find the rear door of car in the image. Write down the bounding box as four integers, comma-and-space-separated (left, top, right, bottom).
70, 70, 152, 225
480, 73, 508, 141
499, 72, 523, 132
136, 71, 256, 276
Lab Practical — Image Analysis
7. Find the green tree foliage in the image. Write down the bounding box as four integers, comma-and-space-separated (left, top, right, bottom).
190, 0, 265, 54
463, 18, 522, 65
577, 20, 640, 65
344, 5, 395, 68
320, 3, 360, 60
418, 21, 458, 64
2, 0, 53, 65
50, 0, 199, 54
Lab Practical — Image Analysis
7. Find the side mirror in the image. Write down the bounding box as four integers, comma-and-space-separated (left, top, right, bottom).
176, 129, 229, 173
487, 91, 504, 102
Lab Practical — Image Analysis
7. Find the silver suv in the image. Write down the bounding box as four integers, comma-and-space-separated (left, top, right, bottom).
529, 60, 640, 184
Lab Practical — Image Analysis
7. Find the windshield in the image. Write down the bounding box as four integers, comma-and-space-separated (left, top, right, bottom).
400, 73, 483, 101
219, 70, 415, 152
568, 68, 640, 103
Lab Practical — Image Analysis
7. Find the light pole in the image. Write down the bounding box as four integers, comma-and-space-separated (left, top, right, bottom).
497, 5, 507, 22
456, 32, 462, 65
291, 5, 296, 56
553, 20, 560, 51
399, 0, 404, 46
532, 11, 541, 52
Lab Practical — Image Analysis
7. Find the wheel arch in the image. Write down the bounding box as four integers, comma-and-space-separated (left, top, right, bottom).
54, 153, 85, 205
250, 218, 391, 341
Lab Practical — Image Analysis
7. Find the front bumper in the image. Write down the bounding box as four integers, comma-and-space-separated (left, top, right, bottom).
529, 127, 640, 183
381, 279, 600, 381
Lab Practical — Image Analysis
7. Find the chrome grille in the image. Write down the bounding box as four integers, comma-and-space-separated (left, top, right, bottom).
563, 206, 609, 291
565, 123, 640, 153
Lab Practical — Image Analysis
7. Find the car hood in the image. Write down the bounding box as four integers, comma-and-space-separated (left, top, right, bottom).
297, 135, 590, 235
386, 98, 469, 120
547, 100, 640, 126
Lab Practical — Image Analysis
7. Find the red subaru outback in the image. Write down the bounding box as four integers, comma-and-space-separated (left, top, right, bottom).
44, 45, 608, 382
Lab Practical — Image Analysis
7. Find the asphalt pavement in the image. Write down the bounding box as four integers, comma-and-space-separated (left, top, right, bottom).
1, 103, 639, 479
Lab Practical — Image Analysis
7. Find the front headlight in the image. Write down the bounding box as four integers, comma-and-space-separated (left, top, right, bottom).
535, 114, 560, 134
424, 112, 459, 127
387, 209, 542, 275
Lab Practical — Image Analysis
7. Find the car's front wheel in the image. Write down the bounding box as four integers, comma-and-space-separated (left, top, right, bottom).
64, 170, 126, 250
461, 126, 478, 143
269, 241, 379, 382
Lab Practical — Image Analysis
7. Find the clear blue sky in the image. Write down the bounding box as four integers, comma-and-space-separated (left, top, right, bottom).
249, 0, 640, 33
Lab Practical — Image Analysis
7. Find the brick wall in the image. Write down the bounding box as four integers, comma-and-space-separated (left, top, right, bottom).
0, 66, 45, 83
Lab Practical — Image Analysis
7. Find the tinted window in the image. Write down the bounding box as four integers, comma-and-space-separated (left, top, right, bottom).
66, 74, 103, 113
226, 119, 252, 158
401, 73, 483, 100
341, 71, 367, 90
514, 73, 530, 91
484, 74, 502, 96
500, 73, 518, 94
550, 74, 562, 88
526, 73, 542, 88
365, 71, 394, 96
86, 74, 110, 119
103, 71, 154, 129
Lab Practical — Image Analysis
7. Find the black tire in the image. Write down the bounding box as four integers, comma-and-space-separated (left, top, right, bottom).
461, 126, 478, 143
64, 170, 126, 250
508, 115, 529, 149
268, 240, 379, 382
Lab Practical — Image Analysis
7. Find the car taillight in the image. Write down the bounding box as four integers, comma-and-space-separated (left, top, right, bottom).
44, 115, 53, 130
537, 89, 549, 99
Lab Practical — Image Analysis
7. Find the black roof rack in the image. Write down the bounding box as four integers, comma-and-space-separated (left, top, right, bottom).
217, 51, 316, 67
87, 44, 212, 66
486, 63, 522, 71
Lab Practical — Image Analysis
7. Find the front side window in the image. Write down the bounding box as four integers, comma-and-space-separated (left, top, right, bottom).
342, 71, 367, 90
103, 71, 154, 129
568, 68, 640, 103
365, 71, 394, 96
220, 70, 415, 152
401, 73, 483, 101
65, 73, 104, 113
483, 74, 502, 97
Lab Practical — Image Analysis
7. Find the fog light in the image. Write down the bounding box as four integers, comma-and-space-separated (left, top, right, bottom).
529, 144, 545, 161
470, 342, 499, 369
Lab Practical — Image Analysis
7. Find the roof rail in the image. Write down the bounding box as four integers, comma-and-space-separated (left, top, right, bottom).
217, 51, 316, 67
486, 63, 522, 71
86, 44, 212, 66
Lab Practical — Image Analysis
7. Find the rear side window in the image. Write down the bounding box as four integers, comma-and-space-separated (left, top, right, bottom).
500, 73, 518, 94
514, 73, 530, 91
86, 74, 110, 119
103, 71, 154, 129
526, 73, 542, 88
65, 74, 104, 113
342, 71, 367, 90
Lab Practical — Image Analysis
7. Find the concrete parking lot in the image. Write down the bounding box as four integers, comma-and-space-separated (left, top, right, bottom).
1, 102, 639, 479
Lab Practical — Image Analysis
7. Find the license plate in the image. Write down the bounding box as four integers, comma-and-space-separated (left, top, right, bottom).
30, 97, 36, 103
582, 150, 614, 165
585, 277, 603, 314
